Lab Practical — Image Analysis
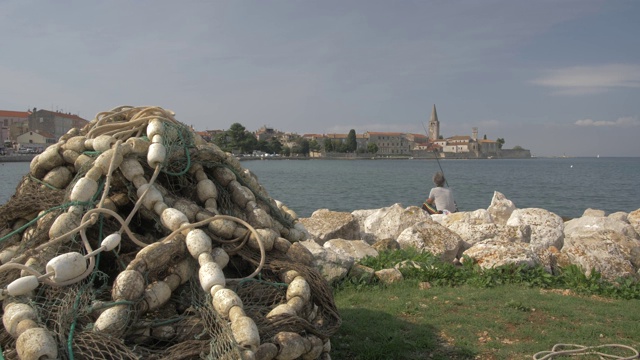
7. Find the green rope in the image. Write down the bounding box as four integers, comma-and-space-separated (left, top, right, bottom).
161, 123, 193, 177
28, 174, 62, 191
88, 300, 136, 312
0, 201, 92, 244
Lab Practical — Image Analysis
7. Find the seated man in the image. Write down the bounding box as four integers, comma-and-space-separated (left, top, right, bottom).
422, 172, 456, 215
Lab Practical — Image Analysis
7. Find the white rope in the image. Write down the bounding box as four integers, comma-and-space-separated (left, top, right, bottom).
533, 344, 639, 359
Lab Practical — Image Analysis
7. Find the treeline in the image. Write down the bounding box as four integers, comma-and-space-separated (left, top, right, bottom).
210, 124, 379, 156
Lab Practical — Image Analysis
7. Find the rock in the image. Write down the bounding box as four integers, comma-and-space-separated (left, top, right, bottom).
374, 268, 403, 284
396, 221, 463, 262
561, 230, 637, 280
360, 204, 432, 244
348, 264, 375, 283
461, 240, 539, 269
351, 208, 378, 241
446, 222, 500, 250
564, 215, 638, 240
491, 225, 532, 244
628, 209, 640, 237
582, 208, 606, 217
608, 212, 629, 222
299, 209, 359, 245
324, 239, 378, 262
286, 242, 315, 266
506, 208, 564, 252
487, 191, 516, 226
371, 238, 400, 252
298, 240, 354, 284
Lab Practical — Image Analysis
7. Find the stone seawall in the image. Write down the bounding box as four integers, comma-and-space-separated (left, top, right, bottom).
292, 192, 639, 285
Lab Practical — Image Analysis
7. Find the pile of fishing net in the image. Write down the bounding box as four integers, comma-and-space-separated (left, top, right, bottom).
0, 106, 341, 360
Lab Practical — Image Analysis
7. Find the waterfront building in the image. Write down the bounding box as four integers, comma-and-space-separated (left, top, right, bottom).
0, 110, 30, 150
364, 132, 411, 155
28, 108, 89, 140
16, 130, 56, 152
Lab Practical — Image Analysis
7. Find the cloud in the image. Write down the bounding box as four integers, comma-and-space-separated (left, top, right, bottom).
531, 64, 640, 96
575, 116, 640, 127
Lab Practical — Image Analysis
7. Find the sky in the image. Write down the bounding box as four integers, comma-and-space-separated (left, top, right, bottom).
1, 1, 639, 157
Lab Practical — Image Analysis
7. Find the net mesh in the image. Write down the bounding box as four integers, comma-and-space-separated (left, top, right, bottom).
0, 106, 340, 359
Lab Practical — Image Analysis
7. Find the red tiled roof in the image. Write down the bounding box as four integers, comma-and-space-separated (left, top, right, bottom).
448, 135, 470, 140
366, 131, 404, 136
0, 110, 30, 118
19, 130, 56, 138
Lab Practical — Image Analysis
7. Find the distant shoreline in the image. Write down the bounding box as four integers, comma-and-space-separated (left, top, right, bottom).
0, 155, 36, 163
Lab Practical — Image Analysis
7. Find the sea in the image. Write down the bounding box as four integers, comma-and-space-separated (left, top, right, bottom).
1, 157, 639, 219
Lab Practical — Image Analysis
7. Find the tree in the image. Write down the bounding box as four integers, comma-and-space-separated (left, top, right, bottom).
268, 137, 283, 154
213, 132, 231, 152
224, 122, 259, 153
308, 139, 321, 152
299, 139, 310, 156
496, 138, 505, 149
346, 129, 357, 152
324, 138, 333, 152
367, 143, 379, 154
483, 134, 487, 140
513, 145, 524, 150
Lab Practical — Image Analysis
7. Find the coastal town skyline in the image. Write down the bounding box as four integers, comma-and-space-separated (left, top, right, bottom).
1, 1, 639, 157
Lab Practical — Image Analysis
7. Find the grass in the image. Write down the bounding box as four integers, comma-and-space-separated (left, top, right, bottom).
330, 249, 640, 359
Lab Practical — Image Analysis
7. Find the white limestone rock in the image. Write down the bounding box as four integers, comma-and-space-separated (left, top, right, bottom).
298, 240, 354, 284
507, 208, 564, 252
374, 268, 403, 284
323, 239, 378, 262
564, 215, 638, 240
627, 209, 640, 238
608, 212, 629, 222
348, 264, 375, 283
360, 204, 432, 244
560, 230, 637, 281
487, 191, 516, 226
396, 221, 463, 262
461, 239, 540, 269
299, 209, 359, 245
582, 208, 606, 217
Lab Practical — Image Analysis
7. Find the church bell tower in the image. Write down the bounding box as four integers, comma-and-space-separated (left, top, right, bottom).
428, 104, 440, 141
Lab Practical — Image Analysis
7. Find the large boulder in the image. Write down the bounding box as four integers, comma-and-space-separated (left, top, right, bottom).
324, 239, 379, 262
360, 204, 432, 244
564, 215, 638, 239
628, 209, 640, 237
299, 209, 359, 245
461, 240, 539, 269
396, 221, 463, 262
507, 208, 564, 252
375, 268, 403, 284
437, 209, 500, 250
298, 240, 354, 284
559, 230, 637, 280
487, 191, 516, 225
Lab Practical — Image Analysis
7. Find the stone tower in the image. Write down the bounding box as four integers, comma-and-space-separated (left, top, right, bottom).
428, 104, 440, 141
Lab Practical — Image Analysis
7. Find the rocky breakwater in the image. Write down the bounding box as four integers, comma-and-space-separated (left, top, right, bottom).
296, 192, 640, 285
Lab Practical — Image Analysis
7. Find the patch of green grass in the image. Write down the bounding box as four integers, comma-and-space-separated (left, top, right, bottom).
333, 282, 640, 359
354, 249, 640, 300
331, 249, 640, 359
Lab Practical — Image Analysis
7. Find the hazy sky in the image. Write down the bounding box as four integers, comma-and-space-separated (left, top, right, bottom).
2, 1, 639, 157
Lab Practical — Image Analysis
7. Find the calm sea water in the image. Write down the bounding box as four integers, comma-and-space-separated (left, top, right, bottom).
2, 158, 639, 219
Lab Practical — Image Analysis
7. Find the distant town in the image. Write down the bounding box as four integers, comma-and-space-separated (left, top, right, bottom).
1, 105, 530, 159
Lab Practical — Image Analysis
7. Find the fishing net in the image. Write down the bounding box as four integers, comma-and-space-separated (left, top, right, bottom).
0, 106, 340, 359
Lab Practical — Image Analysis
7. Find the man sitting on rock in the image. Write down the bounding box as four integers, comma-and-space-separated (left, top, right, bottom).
422, 171, 457, 215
